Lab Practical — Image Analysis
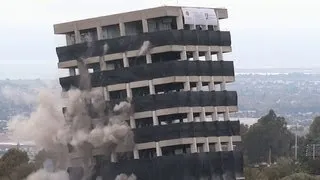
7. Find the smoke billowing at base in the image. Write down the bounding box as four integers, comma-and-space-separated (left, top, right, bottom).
8, 85, 134, 179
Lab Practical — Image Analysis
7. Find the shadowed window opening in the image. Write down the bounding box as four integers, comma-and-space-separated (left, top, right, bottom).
158, 113, 187, 125
102, 24, 120, 39
147, 16, 177, 32
125, 21, 143, 36
110, 90, 127, 100
139, 148, 156, 159
80, 28, 98, 43
151, 52, 180, 63
132, 86, 150, 98
135, 117, 153, 128
162, 144, 191, 156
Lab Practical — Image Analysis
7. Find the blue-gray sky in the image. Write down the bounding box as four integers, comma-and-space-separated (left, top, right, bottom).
0, 0, 319, 79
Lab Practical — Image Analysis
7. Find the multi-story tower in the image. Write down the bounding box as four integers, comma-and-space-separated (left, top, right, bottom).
54, 6, 243, 180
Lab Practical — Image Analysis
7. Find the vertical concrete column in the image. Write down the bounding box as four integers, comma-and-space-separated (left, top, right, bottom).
176, 14, 184, 30
204, 138, 210, 152
220, 77, 226, 91
149, 80, 155, 94
217, 48, 223, 61
209, 77, 215, 91
123, 53, 129, 67
104, 87, 110, 101
180, 46, 187, 60
205, 47, 212, 60
142, 19, 148, 32
188, 108, 194, 122
75, 32, 81, 44
119, 21, 126, 36
146, 54, 152, 64
74, 25, 81, 44
215, 138, 222, 152
203, 24, 209, 30
196, 77, 202, 91
191, 138, 197, 153
200, 107, 206, 122
126, 83, 132, 98
97, 26, 103, 40
99, 57, 107, 71
156, 142, 162, 156
69, 68, 76, 76
193, 46, 199, 60
130, 116, 136, 128
184, 77, 191, 91
211, 107, 218, 121
228, 137, 234, 151
110, 152, 117, 162
224, 107, 230, 121
152, 111, 159, 126
133, 148, 139, 159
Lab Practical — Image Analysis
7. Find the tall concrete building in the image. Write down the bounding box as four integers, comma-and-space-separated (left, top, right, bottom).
54, 6, 243, 180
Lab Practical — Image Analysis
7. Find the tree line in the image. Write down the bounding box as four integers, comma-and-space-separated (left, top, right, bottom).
242, 110, 320, 180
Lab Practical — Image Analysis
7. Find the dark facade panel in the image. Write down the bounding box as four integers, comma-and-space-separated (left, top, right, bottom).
60, 60, 234, 91
92, 151, 243, 180
114, 91, 237, 112
63, 91, 237, 120
133, 121, 240, 143
56, 30, 231, 62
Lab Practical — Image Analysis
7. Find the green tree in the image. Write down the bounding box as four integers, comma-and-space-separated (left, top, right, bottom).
309, 117, 320, 141
14, 163, 36, 180
299, 116, 320, 174
263, 157, 296, 180
280, 173, 320, 180
243, 110, 295, 164
244, 167, 268, 180
0, 148, 29, 180
240, 123, 249, 136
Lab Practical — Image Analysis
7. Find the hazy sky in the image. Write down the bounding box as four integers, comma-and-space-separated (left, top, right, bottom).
0, 0, 319, 79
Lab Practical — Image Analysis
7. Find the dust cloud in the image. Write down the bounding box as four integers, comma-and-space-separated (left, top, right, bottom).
7, 38, 153, 180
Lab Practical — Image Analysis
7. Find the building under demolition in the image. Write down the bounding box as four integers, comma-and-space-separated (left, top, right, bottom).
54, 6, 243, 180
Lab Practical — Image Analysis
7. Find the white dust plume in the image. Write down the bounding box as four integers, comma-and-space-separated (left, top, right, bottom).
26, 169, 69, 180
115, 173, 137, 180
8, 39, 136, 180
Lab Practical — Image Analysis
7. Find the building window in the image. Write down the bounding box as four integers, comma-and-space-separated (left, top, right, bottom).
221, 142, 229, 151
105, 59, 124, 70
109, 90, 127, 100
139, 148, 156, 159
102, 24, 121, 39
209, 143, 216, 152
162, 145, 191, 156
158, 113, 186, 125
151, 52, 180, 63
132, 87, 149, 98
147, 16, 177, 32
136, 117, 153, 128
80, 28, 98, 43
128, 56, 146, 67
125, 21, 143, 36
66, 32, 76, 45
155, 83, 184, 94
197, 143, 205, 153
